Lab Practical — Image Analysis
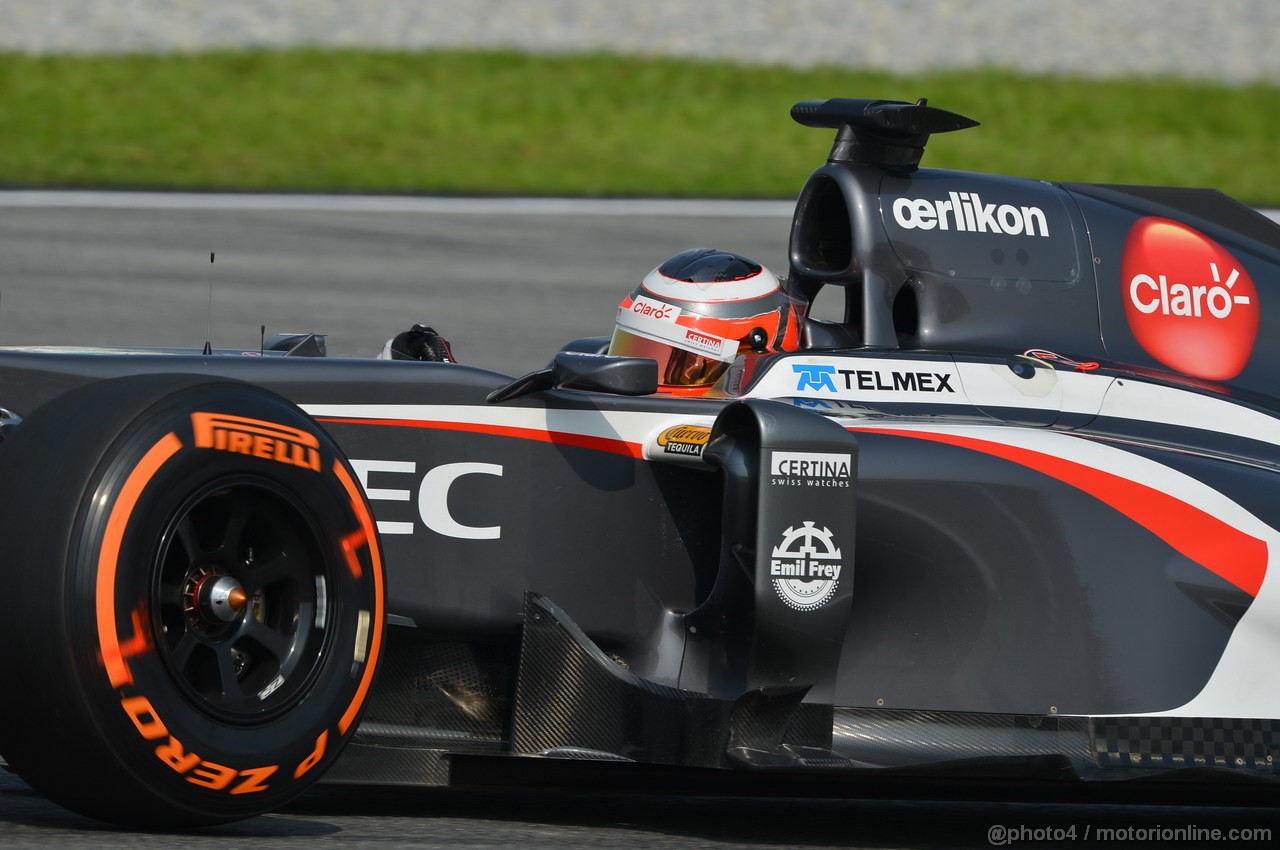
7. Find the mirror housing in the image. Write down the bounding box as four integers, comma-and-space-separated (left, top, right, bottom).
487, 352, 658, 403
552, 352, 658, 395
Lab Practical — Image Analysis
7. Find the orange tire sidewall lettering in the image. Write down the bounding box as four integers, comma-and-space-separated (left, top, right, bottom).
0, 376, 387, 827
75, 384, 384, 816
332, 459, 386, 736
96, 432, 183, 690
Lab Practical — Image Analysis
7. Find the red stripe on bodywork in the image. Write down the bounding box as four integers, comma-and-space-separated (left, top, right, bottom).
854, 427, 1268, 598
314, 417, 644, 459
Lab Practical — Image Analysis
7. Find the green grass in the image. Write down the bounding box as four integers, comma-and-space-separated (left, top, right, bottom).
1, 49, 1278, 203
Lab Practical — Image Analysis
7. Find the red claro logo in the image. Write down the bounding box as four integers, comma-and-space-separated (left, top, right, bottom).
1121, 217, 1258, 380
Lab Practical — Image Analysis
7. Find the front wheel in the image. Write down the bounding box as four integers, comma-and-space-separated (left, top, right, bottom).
0, 375, 384, 827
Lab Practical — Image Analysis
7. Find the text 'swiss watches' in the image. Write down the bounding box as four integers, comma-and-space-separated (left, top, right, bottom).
1, 97, 1279, 827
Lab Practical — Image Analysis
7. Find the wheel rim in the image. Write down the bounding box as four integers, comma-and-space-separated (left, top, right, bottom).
153, 479, 332, 723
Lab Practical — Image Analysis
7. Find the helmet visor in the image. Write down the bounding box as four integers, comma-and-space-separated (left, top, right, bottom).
608, 328, 731, 388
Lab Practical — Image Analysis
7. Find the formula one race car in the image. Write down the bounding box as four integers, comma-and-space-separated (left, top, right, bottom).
1, 97, 1278, 827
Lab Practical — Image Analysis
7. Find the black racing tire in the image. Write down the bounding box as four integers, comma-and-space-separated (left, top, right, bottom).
0, 375, 385, 827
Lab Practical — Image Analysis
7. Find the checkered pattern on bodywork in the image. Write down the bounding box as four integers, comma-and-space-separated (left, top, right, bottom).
1092, 717, 1280, 771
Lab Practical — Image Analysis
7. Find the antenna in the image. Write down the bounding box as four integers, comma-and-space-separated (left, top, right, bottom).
260, 325, 265, 356
203, 252, 215, 355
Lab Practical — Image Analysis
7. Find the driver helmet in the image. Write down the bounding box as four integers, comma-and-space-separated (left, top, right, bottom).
607, 248, 802, 395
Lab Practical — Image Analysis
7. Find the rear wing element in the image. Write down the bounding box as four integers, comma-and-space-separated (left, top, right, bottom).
791, 97, 978, 169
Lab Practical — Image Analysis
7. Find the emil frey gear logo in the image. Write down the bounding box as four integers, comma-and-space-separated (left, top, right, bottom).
770, 521, 843, 611
1121, 217, 1259, 381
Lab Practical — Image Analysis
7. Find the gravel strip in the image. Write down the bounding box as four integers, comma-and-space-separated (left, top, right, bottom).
1, 0, 1277, 83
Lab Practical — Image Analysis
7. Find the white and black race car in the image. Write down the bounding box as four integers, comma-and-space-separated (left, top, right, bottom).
0, 97, 1276, 827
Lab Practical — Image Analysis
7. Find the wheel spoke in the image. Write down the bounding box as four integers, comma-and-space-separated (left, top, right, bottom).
241, 617, 294, 663
214, 645, 250, 702
217, 498, 253, 555
169, 630, 199, 670
173, 514, 203, 562
154, 482, 330, 718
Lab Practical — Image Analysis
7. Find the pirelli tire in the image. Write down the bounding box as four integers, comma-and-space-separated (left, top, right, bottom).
0, 375, 385, 827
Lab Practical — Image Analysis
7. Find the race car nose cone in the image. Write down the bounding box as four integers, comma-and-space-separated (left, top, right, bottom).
203, 576, 248, 622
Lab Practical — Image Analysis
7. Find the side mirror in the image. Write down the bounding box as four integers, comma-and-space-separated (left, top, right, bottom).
551, 352, 658, 395
486, 352, 659, 403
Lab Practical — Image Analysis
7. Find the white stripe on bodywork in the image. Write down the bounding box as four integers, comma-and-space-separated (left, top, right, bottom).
748, 354, 1280, 457
957, 359, 1113, 417
844, 420, 1280, 719
839, 421, 1277, 552
301, 403, 681, 447
307, 402, 721, 470
1097, 378, 1280, 452
747, 355, 968, 405
308, 401, 1280, 717
747, 353, 1119, 415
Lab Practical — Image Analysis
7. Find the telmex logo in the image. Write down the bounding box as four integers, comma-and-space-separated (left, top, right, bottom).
192, 412, 321, 472
792, 364, 955, 394
892, 192, 1050, 237
1121, 217, 1259, 380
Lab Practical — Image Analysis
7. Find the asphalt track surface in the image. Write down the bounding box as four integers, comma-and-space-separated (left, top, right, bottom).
0, 195, 797, 376
1, 196, 1278, 846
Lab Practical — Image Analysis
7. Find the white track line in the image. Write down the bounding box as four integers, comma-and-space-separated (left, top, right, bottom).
0, 190, 1275, 224
0, 191, 796, 217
